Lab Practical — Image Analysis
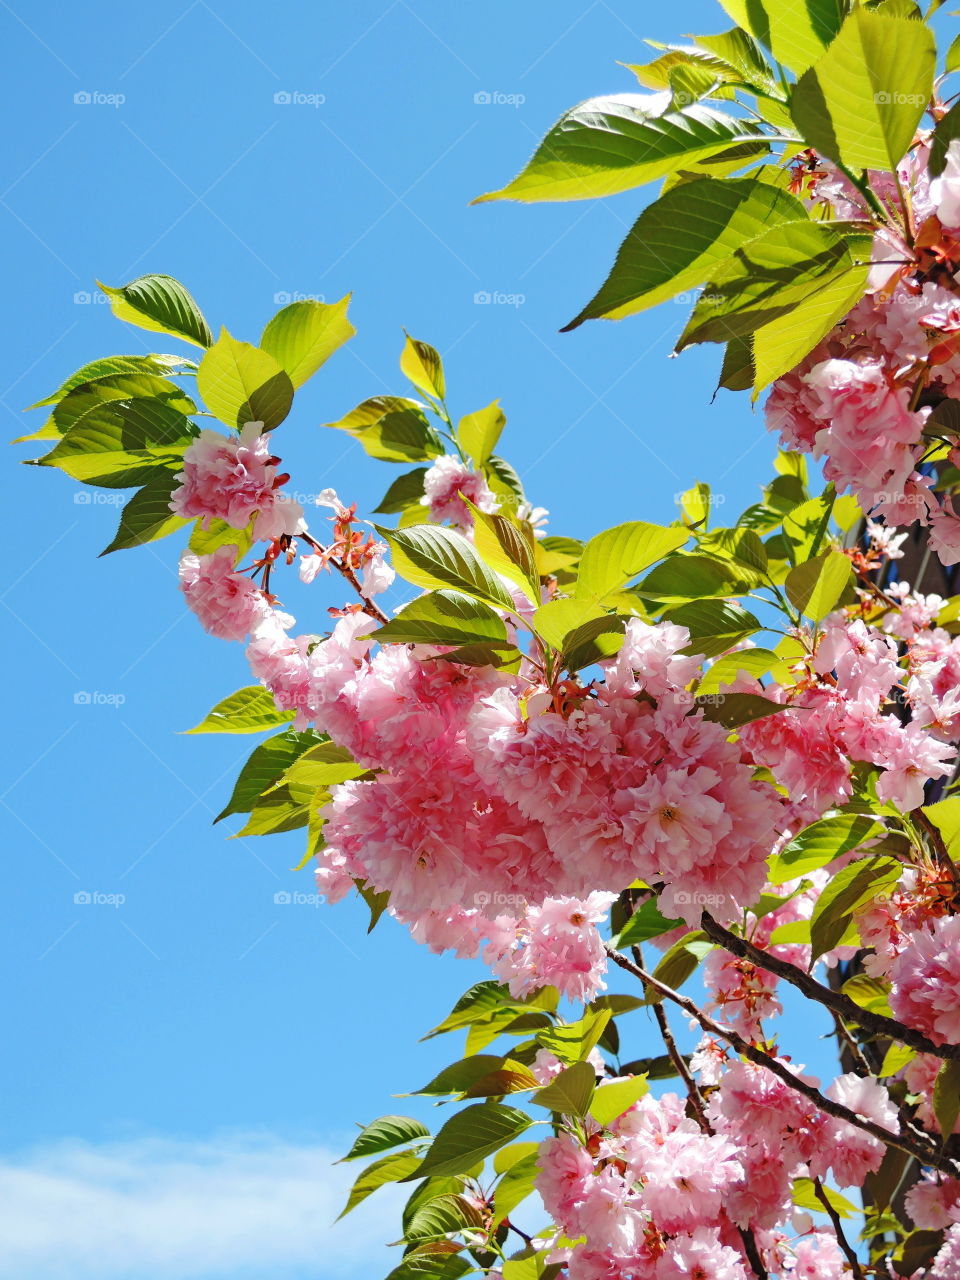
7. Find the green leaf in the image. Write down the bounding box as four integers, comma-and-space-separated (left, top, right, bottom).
880, 1041, 916, 1077
492, 1151, 540, 1224
216, 730, 323, 822
532, 1059, 596, 1117
809, 855, 903, 959
29, 353, 188, 409
341, 1114, 431, 1163
637, 553, 762, 602
562, 176, 805, 328
533, 598, 610, 651
196, 328, 293, 431
576, 522, 688, 601
934, 1059, 960, 1136
923, 796, 960, 860
375, 467, 429, 515
677, 221, 870, 350
696, 691, 787, 729
457, 401, 506, 466
376, 524, 515, 610
337, 1147, 425, 1220
374, 590, 508, 647
669, 599, 761, 658
401, 334, 446, 402
589, 1075, 650, 1126
465, 501, 541, 603
189, 516, 256, 559
792, 1176, 859, 1219
484, 455, 526, 504
785, 550, 853, 621
697, 646, 788, 695
842, 973, 893, 1015
616, 898, 684, 948
405, 1193, 484, 1242
325, 396, 444, 463
716, 0, 844, 73
185, 686, 294, 735
426, 982, 515, 1037
782, 495, 834, 564
98, 274, 213, 348
768, 814, 884, 885
415, 1055, 515, 1097
752, 260, 871, 391
279, 742, 370, 803
718, 335, 755, 391
536, 1010, 611, 1064
259, 295, 355, 387
38, 374, 198, 486
385, 1252, 470, 1280
561, 614, 630, 672
789, 8, 936, 172
931, 100, 960, 176
474, 97, 767, 203
100, 469, 188, 554
406, 1104, 532, 1180
234, 784, 312, 836
646, 933, 712, 1002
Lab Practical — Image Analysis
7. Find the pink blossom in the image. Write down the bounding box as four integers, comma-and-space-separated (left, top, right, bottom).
179, 546, 273, 641
811, 1073, 897, 1187
421, 455, 498, 529
171, 422, 303, 540
493, 893, 616, 1003
535, 1133, 595, 1233
906, 1174, 960, 1231
889, 915, 960, 1045
655, 1227, 749, 1280
790, 1232, 847, 1280
931, 1223, 960, 1280
931, 139, 960, 229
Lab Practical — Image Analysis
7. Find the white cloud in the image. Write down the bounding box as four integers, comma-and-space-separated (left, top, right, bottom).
0, 1132, 409, 1280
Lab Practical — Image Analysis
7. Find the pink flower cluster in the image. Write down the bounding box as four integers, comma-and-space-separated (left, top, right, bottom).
287, 618, 784, 949
738, 616, 953, 819
534, 1069, 893, 1279
765, 144, 960, 561
170, 422, 304, 542
421, 455, 498, 530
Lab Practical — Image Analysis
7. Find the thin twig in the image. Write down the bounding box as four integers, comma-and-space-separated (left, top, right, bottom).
698, 914, 960, 1063
604, 946, 956, 1175
813, 1178, 864, 1280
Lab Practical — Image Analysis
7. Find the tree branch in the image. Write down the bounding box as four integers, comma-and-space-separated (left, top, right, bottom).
604, 946, 957, 1175
698, 913, 960, 1063
813, 1178, 864, 1280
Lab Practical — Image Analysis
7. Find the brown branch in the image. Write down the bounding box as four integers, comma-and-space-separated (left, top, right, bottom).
813, 1178, 864, 1280
630, 943, 767, 1279
699, 913, 960, 1063
604, 946, 957, 1175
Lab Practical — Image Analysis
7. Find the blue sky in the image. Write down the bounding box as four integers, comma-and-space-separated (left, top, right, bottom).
1, 2, 868, 1276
